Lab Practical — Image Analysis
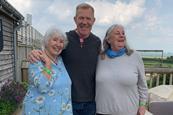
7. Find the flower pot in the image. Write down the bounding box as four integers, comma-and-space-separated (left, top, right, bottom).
12, 104, 22, 115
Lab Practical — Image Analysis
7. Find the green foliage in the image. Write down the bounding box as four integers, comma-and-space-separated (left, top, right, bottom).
0, 79, 28, 115
21, 81, 29, 91
0, 100, 16, 115
142, 57, 173, 68
165, 56, 173, 63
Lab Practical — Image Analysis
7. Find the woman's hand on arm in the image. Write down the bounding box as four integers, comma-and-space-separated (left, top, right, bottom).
40, 52, 52, 80
137, 106, 146, 115
39, 52, 51, 68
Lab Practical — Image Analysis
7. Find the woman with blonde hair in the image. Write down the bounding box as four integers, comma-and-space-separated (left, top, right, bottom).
96, 24, 148, 115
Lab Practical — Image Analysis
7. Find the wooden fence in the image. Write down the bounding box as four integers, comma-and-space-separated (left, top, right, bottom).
15, 25, 42, 82
145, 68, 173, 88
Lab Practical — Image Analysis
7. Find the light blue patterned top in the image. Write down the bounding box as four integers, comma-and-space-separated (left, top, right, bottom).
22, 56, 72, 115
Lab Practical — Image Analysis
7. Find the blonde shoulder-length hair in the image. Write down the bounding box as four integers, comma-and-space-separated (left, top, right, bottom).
101, 24, 133, 59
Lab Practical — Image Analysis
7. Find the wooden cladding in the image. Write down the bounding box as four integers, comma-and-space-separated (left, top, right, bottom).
0, 19, 3, 52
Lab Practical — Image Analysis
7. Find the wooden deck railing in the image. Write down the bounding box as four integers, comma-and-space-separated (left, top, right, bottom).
145, 68, 173, 88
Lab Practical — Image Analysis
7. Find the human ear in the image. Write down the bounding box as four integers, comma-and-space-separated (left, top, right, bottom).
74, 16, 77, 24
93, 17, 96, 24
107, 38, 111, 44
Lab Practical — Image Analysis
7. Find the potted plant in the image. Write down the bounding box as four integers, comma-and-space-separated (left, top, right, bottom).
0, 79, 28, 115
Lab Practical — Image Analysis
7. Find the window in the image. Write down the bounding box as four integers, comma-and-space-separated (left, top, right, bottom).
0, 19, 3, 52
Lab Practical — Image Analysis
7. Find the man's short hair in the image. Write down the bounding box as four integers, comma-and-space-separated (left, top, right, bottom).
75, 3, 94, 16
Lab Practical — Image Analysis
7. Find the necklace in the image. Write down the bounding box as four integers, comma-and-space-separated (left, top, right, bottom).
44, 50, 58, 65
75, 29, 85, 48
80, 38, 84, 48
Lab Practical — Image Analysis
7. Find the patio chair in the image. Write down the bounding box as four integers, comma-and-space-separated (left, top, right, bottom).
149, 101, 173, 115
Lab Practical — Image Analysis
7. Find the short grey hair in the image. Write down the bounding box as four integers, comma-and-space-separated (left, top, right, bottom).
75, 3, 95, 17
42, 27, 68, 50
102, 24, 133, 56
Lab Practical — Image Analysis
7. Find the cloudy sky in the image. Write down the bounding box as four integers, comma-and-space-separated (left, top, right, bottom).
7, 0, 173, 53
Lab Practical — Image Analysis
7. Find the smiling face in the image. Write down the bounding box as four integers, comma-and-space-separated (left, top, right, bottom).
107, 25, 126, 51
74, 7, 95, 38
46, 37, 64, 57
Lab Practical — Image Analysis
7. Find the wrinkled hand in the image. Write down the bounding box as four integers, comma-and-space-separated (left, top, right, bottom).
39, 52, 51, 65
27, 50, 43, 63
137, 106, 146, 115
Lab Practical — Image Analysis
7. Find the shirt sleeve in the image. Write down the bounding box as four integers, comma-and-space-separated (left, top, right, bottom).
136, 52, 148, 105
28, 61, 53, 93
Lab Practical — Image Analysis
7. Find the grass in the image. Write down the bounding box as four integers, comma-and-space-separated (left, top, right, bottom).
142, 58, 173, 68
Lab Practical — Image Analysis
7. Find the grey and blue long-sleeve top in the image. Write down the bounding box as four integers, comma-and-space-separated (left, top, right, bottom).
96, 51, 148, 115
